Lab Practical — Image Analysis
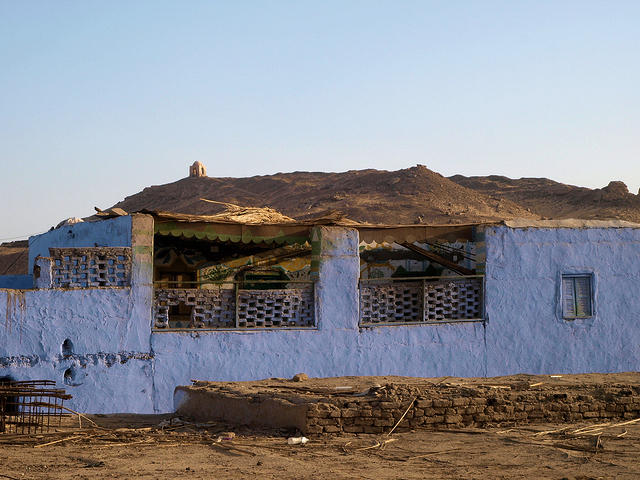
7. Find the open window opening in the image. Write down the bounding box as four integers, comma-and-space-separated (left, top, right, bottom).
359, 239, 483, 326
153, 234, 314, 330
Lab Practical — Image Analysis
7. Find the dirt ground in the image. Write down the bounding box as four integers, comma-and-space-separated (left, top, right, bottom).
1, 411, 639, 480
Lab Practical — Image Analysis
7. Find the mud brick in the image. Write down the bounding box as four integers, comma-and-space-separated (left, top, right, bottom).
355, 417, 374, 426
305, 425, 323, 434
433, 399, 452, 408
371, 409, 383, 417
318, 418, 341, 426
503, 405, 515, 414
417, 399, 433, 408
413, 408, 424, 417
343, 425, 364, 433
461, 415, 474, 425
306, 405, 321, 417
546, 413, 563, 422
583, 411, 598, 418
379, 402, 398, 410
410, 417, 425, 426
603, 404, 619, 412
452, 397, 470, 407
474, 414, 489, 423
471, 398, 487, 406
424, 415, 444, 424
465, 406, 478, 415
323, 425, 341, 433
342, 409, 359, 418
374, 418, 395, 427
358, 409, 373, 417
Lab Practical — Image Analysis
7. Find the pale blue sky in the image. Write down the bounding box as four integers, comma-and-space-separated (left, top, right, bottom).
1, 1, 639, 239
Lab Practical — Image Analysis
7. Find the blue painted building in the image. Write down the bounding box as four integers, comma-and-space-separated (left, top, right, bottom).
1, 213, 639, 413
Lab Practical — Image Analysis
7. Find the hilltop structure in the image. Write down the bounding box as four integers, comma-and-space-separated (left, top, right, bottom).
189, 161, 207, 177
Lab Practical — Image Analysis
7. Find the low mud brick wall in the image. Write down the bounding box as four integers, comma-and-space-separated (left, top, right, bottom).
174, 376, 640, 435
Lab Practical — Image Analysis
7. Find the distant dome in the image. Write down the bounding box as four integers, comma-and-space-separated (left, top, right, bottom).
189, 161, 207, 178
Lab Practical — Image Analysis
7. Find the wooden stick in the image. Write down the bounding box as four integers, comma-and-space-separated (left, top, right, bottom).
211, 442, 257, 456
356, 438, 398, 451
99, 439, 154, 447
0, 473, 18, 480
571, 422, 611, 434
533, 427, 569, 437
605, 417, 640, 429
34, 434, 91, 448
387, 397, 417, 436
59, 406, 101, 429
0, 474, 21, 480
571, 418, 640, 435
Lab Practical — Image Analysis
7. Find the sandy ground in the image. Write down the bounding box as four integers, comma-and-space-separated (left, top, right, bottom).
1, 412, 639, 480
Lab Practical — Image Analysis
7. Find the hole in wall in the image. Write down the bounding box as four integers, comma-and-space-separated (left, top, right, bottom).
61, 339, 73, 356
63, 368, 74, 386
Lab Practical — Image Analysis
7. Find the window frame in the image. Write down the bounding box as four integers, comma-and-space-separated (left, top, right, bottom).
560, 273, 594, 320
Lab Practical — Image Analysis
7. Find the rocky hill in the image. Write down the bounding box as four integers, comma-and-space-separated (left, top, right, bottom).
449, 175, 640, 222
0, 240, 28, 276
111, 165, 537, 225
3, 164, 640, 275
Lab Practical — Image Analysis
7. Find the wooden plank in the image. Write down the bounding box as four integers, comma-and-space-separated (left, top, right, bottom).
399, 242, 474, 276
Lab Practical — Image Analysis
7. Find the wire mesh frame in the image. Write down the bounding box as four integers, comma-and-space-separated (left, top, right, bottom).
0, 380, 71, 435
358, 275, 486, 327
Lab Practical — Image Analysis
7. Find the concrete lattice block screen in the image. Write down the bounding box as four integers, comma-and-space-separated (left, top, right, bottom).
49, 247, 132, 288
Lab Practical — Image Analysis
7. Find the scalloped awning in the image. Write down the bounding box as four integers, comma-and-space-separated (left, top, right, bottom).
148, 210, 484, 245
155, 221, 312, 245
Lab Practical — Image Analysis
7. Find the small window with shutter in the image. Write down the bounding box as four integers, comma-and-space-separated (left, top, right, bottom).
561, 274, 593, 319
